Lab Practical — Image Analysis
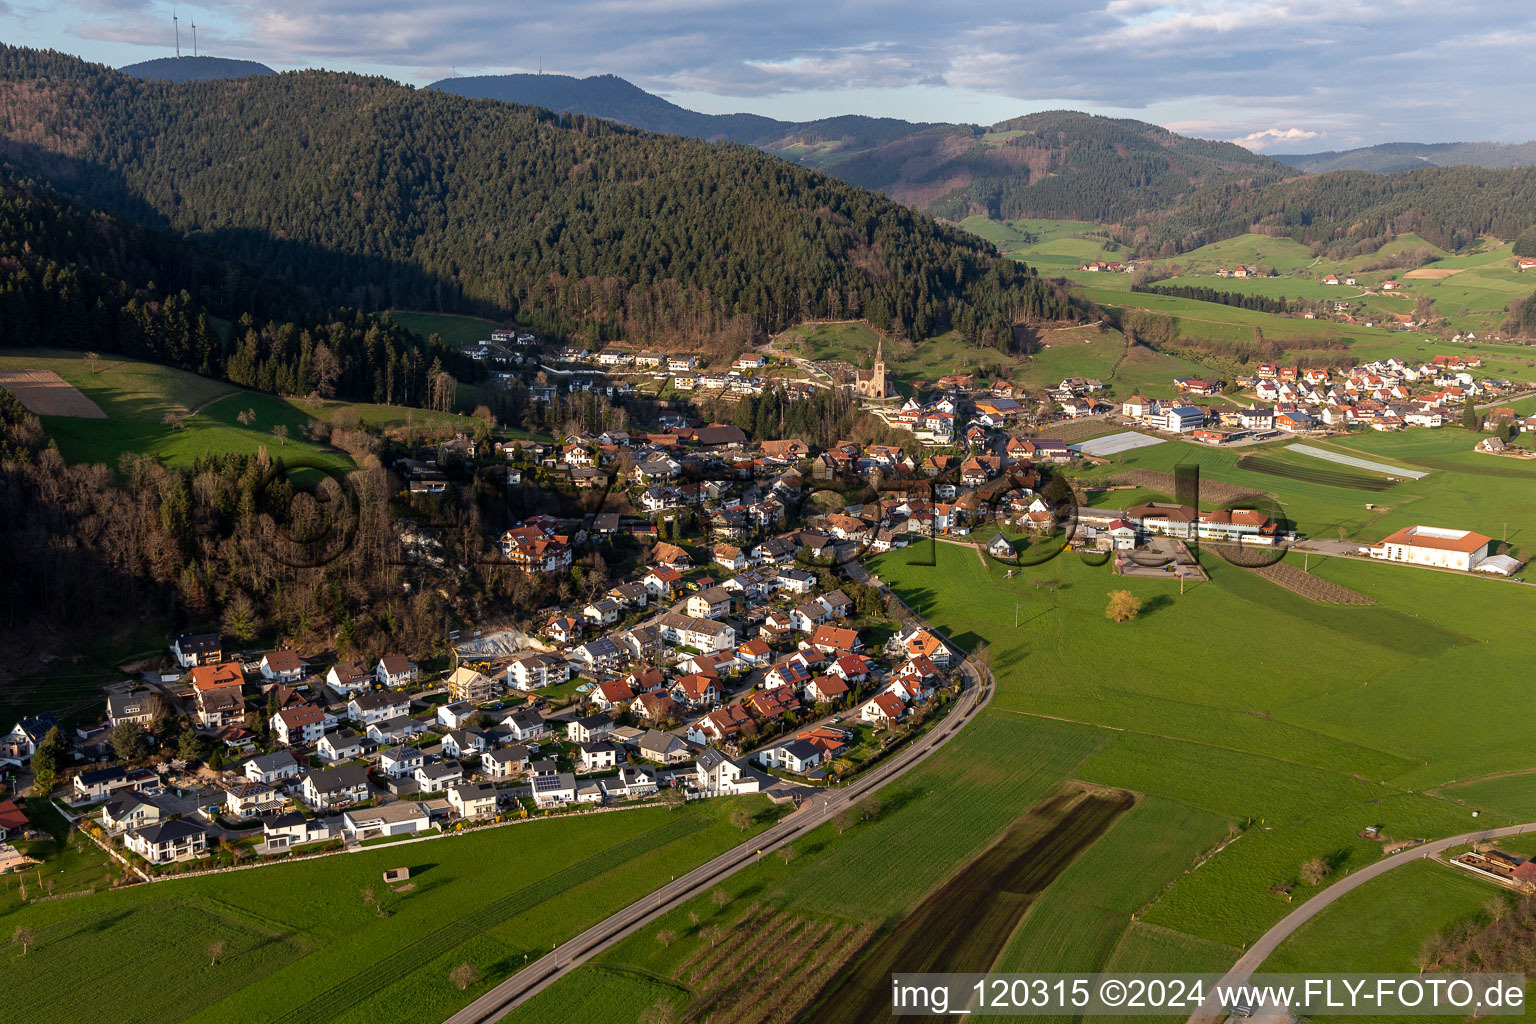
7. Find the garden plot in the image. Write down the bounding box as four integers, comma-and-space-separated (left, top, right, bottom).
1288, 443, 1429, 480
0, 368, 106, 418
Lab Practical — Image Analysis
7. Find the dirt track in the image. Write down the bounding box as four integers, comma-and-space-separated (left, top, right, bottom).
0, 369, 107, 418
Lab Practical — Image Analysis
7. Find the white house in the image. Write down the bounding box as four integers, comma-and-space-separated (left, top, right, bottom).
448, 782, 499, 819
342, 801, 431, 840
694, 748, 763, 796
300, 765, 372, 812
259, 650, 304, 683
124, 819, 211, 864
272, 704, 325, 747
244, 750, 301, 785
348, 691, 410, 726
375, 655, 419, 688
379, 745, 425, 779
316, 729, 364, 763
754, 739, 824, 774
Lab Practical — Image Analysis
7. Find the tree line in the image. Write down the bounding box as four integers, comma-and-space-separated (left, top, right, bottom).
1130, 282, 1297, 314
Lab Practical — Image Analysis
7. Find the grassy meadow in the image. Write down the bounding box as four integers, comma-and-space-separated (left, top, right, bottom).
852, 539, 1535, 962
0, 349, 494, 474
2, 799, 776, 1024
388, 310, 505, 349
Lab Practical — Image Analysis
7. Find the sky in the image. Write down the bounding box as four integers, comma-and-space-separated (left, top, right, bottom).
4, 0, 1535, 152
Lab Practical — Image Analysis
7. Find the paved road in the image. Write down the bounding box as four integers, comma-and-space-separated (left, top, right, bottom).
445, 601, 992, 1023
1187, 820, 1536, 1024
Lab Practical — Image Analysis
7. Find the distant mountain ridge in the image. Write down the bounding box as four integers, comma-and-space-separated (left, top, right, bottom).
427, 73, 1288, 222
119, 56, 276, 82
431, 73, 789, 143
1274, 141, 1536, 174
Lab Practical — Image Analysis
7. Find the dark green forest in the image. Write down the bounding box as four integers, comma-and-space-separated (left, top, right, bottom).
1132, 165, 1536, 256
0, 176, 471, 405
0, 46, 1075, 351
1131, 282, 1297, 315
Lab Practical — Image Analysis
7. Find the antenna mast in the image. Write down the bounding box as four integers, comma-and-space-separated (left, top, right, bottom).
173, 7, 180, 58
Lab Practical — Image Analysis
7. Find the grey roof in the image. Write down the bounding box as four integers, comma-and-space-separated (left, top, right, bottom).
248, 751, 299, 773
303, 764, 370, 793
133, 818, 210, 843
351, 691, 408, 711
695, 747, 728, 771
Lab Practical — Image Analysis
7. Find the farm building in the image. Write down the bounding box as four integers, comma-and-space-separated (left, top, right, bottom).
1367, 525, 1495, 571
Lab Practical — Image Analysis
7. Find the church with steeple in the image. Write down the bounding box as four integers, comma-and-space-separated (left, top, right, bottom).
854, 339, 896, 400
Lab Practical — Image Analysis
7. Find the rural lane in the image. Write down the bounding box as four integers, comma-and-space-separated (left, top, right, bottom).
1187, 820, 1536, 1024
445, 582, 993, 1024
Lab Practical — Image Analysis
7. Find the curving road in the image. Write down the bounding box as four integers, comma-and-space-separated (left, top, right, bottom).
446, 619, 993, 1023
1187, 820, 1536, 1024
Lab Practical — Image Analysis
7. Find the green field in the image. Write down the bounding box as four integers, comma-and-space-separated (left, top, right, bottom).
961, 217, 1125, 270
513, 712, 1110, 1022
854, 539, 1534, 962
4, 800, 775, 1024
388, 310, 505, 349
1263, 861, 1499, 976
0, 349, 497, 472
1259, 861, 1514, 1024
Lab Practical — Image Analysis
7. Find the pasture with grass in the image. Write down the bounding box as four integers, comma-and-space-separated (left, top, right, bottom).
3, 800, 774, 1024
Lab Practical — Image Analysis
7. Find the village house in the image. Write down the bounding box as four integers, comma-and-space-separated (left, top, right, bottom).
171, 633, 223, 669
316, 729, 364, 763
225, 781, 288, 820
342, 802, 431, 840
272, 704, 325, 747
245, 750, 301, 785
325, 660, 373, 695
259, 650, 305, 683
481, 745, 531, 778
125, 818, 211, 865
860, 692, 907, 727
301, 765, 372, 812
694, 747, 765, 795
375, 655, 419, 689
348, 691, 410, 726
449, 782, 499, 819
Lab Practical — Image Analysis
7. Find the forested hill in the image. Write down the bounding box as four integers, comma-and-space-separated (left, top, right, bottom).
1133, 164, 1536, 256
1274, 141, 1536, 174
828, 110, 1292, 222
0, 174, 469, 406
0, 47, 1072, 350
427, 73, 1282, 222
117, 55, 277, 82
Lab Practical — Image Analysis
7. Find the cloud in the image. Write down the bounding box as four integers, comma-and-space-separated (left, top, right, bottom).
1231, 127, 1324, 151
9, 0, 1536, 146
